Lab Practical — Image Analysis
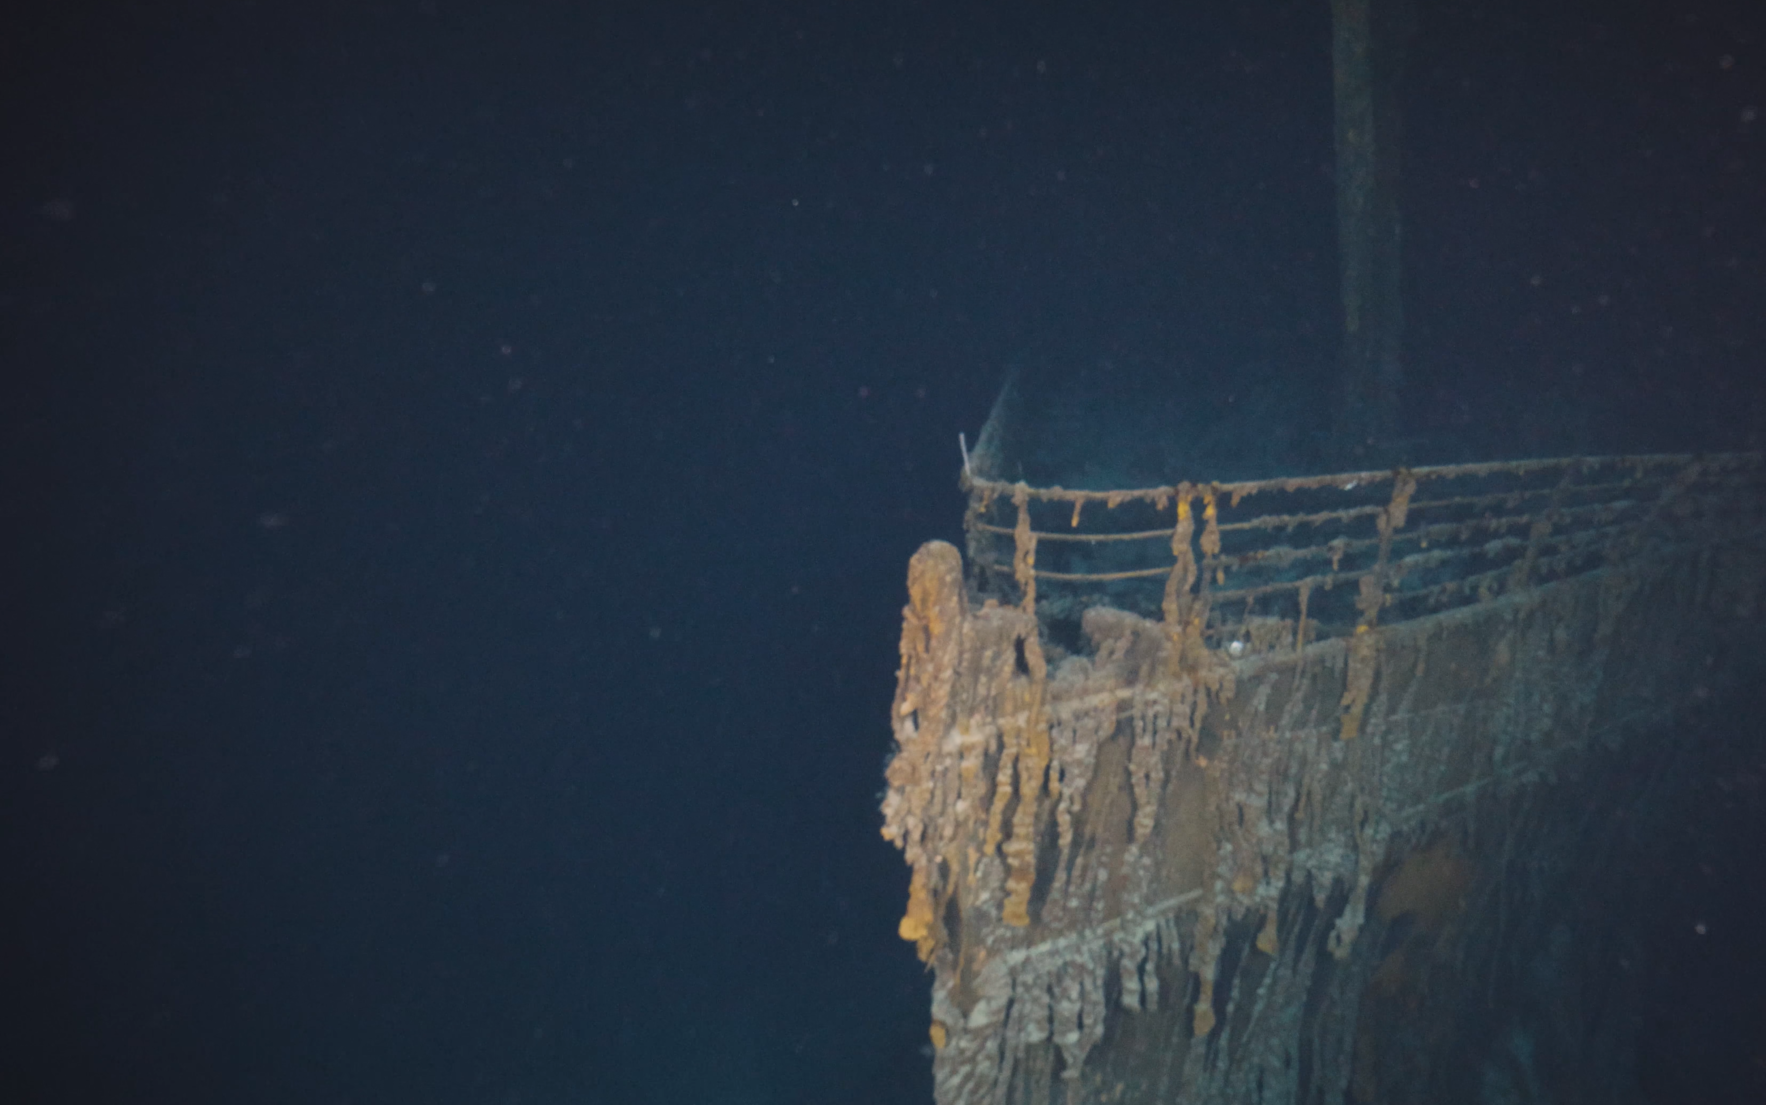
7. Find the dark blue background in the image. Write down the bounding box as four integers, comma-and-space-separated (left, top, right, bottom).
5, 1, 1762, 1102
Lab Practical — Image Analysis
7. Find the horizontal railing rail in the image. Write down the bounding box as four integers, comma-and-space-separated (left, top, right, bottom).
962, 452, 1765, 653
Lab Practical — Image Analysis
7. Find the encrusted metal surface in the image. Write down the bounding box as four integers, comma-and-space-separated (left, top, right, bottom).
884, 453, 1764, 1105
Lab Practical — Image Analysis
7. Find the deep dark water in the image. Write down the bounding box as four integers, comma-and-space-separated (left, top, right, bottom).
4, 0, 1763, 1102
1633, 674, 1766, 1103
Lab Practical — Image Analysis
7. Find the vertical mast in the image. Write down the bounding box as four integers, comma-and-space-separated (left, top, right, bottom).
1330, 0, 1411, 463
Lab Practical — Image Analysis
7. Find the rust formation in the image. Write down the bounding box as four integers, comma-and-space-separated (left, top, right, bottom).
882, 452, 1764, 1105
